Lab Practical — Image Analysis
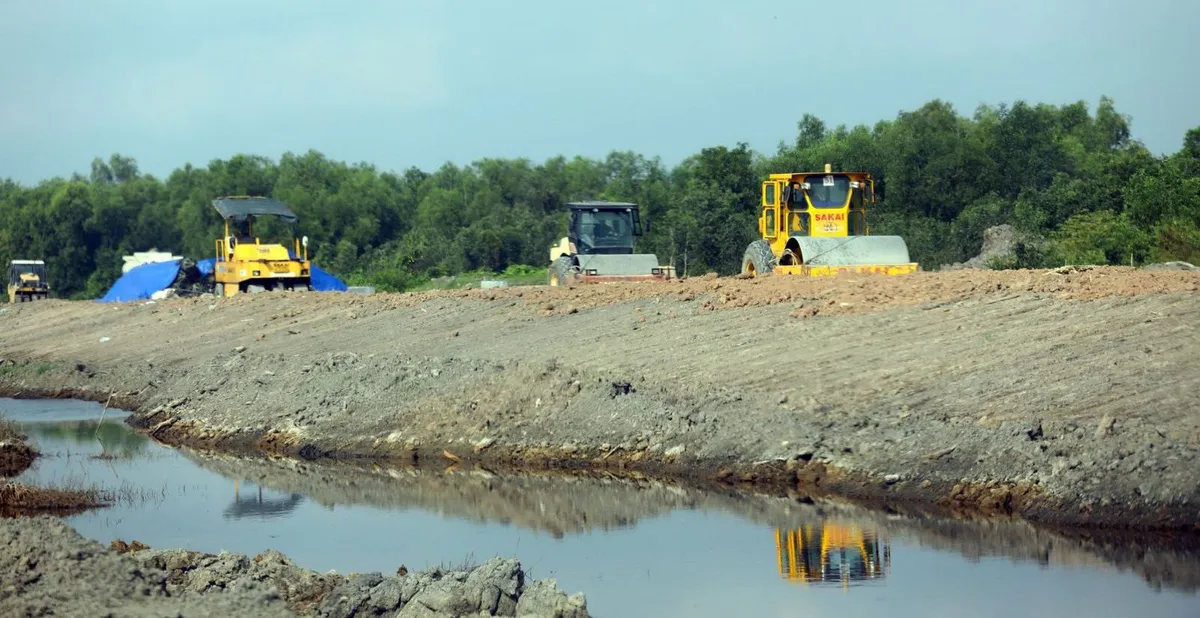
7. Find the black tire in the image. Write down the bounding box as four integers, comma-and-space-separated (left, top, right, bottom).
548, 256, 577, 287
742, 240, 777, 277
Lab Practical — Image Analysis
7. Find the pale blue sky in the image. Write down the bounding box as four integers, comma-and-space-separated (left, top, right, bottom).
2, 0, 1197, 184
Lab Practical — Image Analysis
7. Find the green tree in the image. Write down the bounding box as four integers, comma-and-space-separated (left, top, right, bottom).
1051, 211, 1152, 266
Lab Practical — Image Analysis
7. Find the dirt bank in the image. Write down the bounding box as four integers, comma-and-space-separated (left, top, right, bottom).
0, 515, 588, 617
0, 417, 36, 477
0, 266, 1197, 529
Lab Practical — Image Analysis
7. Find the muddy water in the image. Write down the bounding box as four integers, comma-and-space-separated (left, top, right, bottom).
5, 399, 1199, 618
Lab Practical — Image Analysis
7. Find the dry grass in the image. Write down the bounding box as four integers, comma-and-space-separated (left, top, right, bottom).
0, 481, 108, 515
0, 415, 22, 443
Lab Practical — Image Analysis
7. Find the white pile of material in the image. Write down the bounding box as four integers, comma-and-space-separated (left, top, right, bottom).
122, 250, 182, 274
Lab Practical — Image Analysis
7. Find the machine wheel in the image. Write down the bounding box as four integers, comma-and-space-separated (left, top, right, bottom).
741, 240, 777, 277
548, 256, 577, 287
246, 284, 266, 294
214, 283, 225, 297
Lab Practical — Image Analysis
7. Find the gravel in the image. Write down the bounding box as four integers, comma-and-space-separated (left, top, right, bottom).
0, 516, 589, 617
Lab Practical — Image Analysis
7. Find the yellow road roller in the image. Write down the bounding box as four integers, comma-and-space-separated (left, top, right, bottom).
742, 164, 918, 277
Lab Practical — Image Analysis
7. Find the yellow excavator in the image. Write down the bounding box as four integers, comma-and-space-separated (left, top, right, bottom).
742, 164, 918, 277
774, 522, 891, 587
8, 260, 50, 303
211, 196, 312, 297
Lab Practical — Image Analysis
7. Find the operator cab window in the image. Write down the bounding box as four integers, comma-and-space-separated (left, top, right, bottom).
577, 209, 634, 252
790, 183, 807, 209
808, 174, 851, 208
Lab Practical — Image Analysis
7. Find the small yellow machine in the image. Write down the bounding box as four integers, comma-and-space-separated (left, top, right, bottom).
742, 164, 918, 277
211, 196, 312, 297
7, 260, 50, 303
774, 522, 891, 587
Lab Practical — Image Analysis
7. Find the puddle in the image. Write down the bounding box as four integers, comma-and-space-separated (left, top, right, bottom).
4, 398, 1199, 617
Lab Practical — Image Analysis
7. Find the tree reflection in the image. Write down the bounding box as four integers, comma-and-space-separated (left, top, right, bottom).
224, 479, 304, 521
22, 421, 150, 458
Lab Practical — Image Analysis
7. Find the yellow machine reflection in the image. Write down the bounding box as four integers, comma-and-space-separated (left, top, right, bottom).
775, 522, 891, 588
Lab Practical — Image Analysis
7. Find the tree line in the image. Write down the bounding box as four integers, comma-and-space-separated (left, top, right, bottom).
1, 96, 1196, 299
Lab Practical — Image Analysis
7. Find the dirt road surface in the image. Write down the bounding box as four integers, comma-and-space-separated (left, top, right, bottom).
1, 266, 1197, 528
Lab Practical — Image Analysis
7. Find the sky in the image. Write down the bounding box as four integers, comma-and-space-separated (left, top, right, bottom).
1, 0, 1197, 184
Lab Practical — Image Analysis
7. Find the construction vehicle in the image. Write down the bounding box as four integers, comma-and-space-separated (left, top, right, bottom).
548, 201, 674, 286
774, 522, 891, 588
8, 260, 50, 303
211, 196, 312, 297
742, 164, 918, 277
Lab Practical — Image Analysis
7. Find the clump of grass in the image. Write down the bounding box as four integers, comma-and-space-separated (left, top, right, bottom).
0, 481, 108, 515
0, 415, 22, 443
432, 553, 480, 572
107, 479, 169, 508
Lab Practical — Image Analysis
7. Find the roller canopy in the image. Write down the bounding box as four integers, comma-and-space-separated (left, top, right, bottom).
212, 197, 298, 223
791, 235, 913, 266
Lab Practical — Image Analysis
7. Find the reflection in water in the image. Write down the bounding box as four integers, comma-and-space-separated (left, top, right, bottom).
225, 480, 304, 521
775, 523, 890, 587
23, 419, 150, 459
3, 398, 1199, 618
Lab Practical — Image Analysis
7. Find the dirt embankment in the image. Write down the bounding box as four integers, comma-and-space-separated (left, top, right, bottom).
0, 516, 589, 617
181, 448, 1200, 593
0, 267, 1197, 529
0, 417, 36, 477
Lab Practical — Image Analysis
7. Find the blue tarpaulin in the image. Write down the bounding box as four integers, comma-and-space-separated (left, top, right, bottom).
97, 259, 182, 303
311, 265, 347, 292
287, 250, 347, 292
196, 258, 216, 277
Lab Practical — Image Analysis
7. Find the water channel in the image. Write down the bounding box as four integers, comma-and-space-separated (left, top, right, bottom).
4, 398, 1199, 617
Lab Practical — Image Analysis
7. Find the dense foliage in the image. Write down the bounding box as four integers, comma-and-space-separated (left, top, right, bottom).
1, 96, 1197, 298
